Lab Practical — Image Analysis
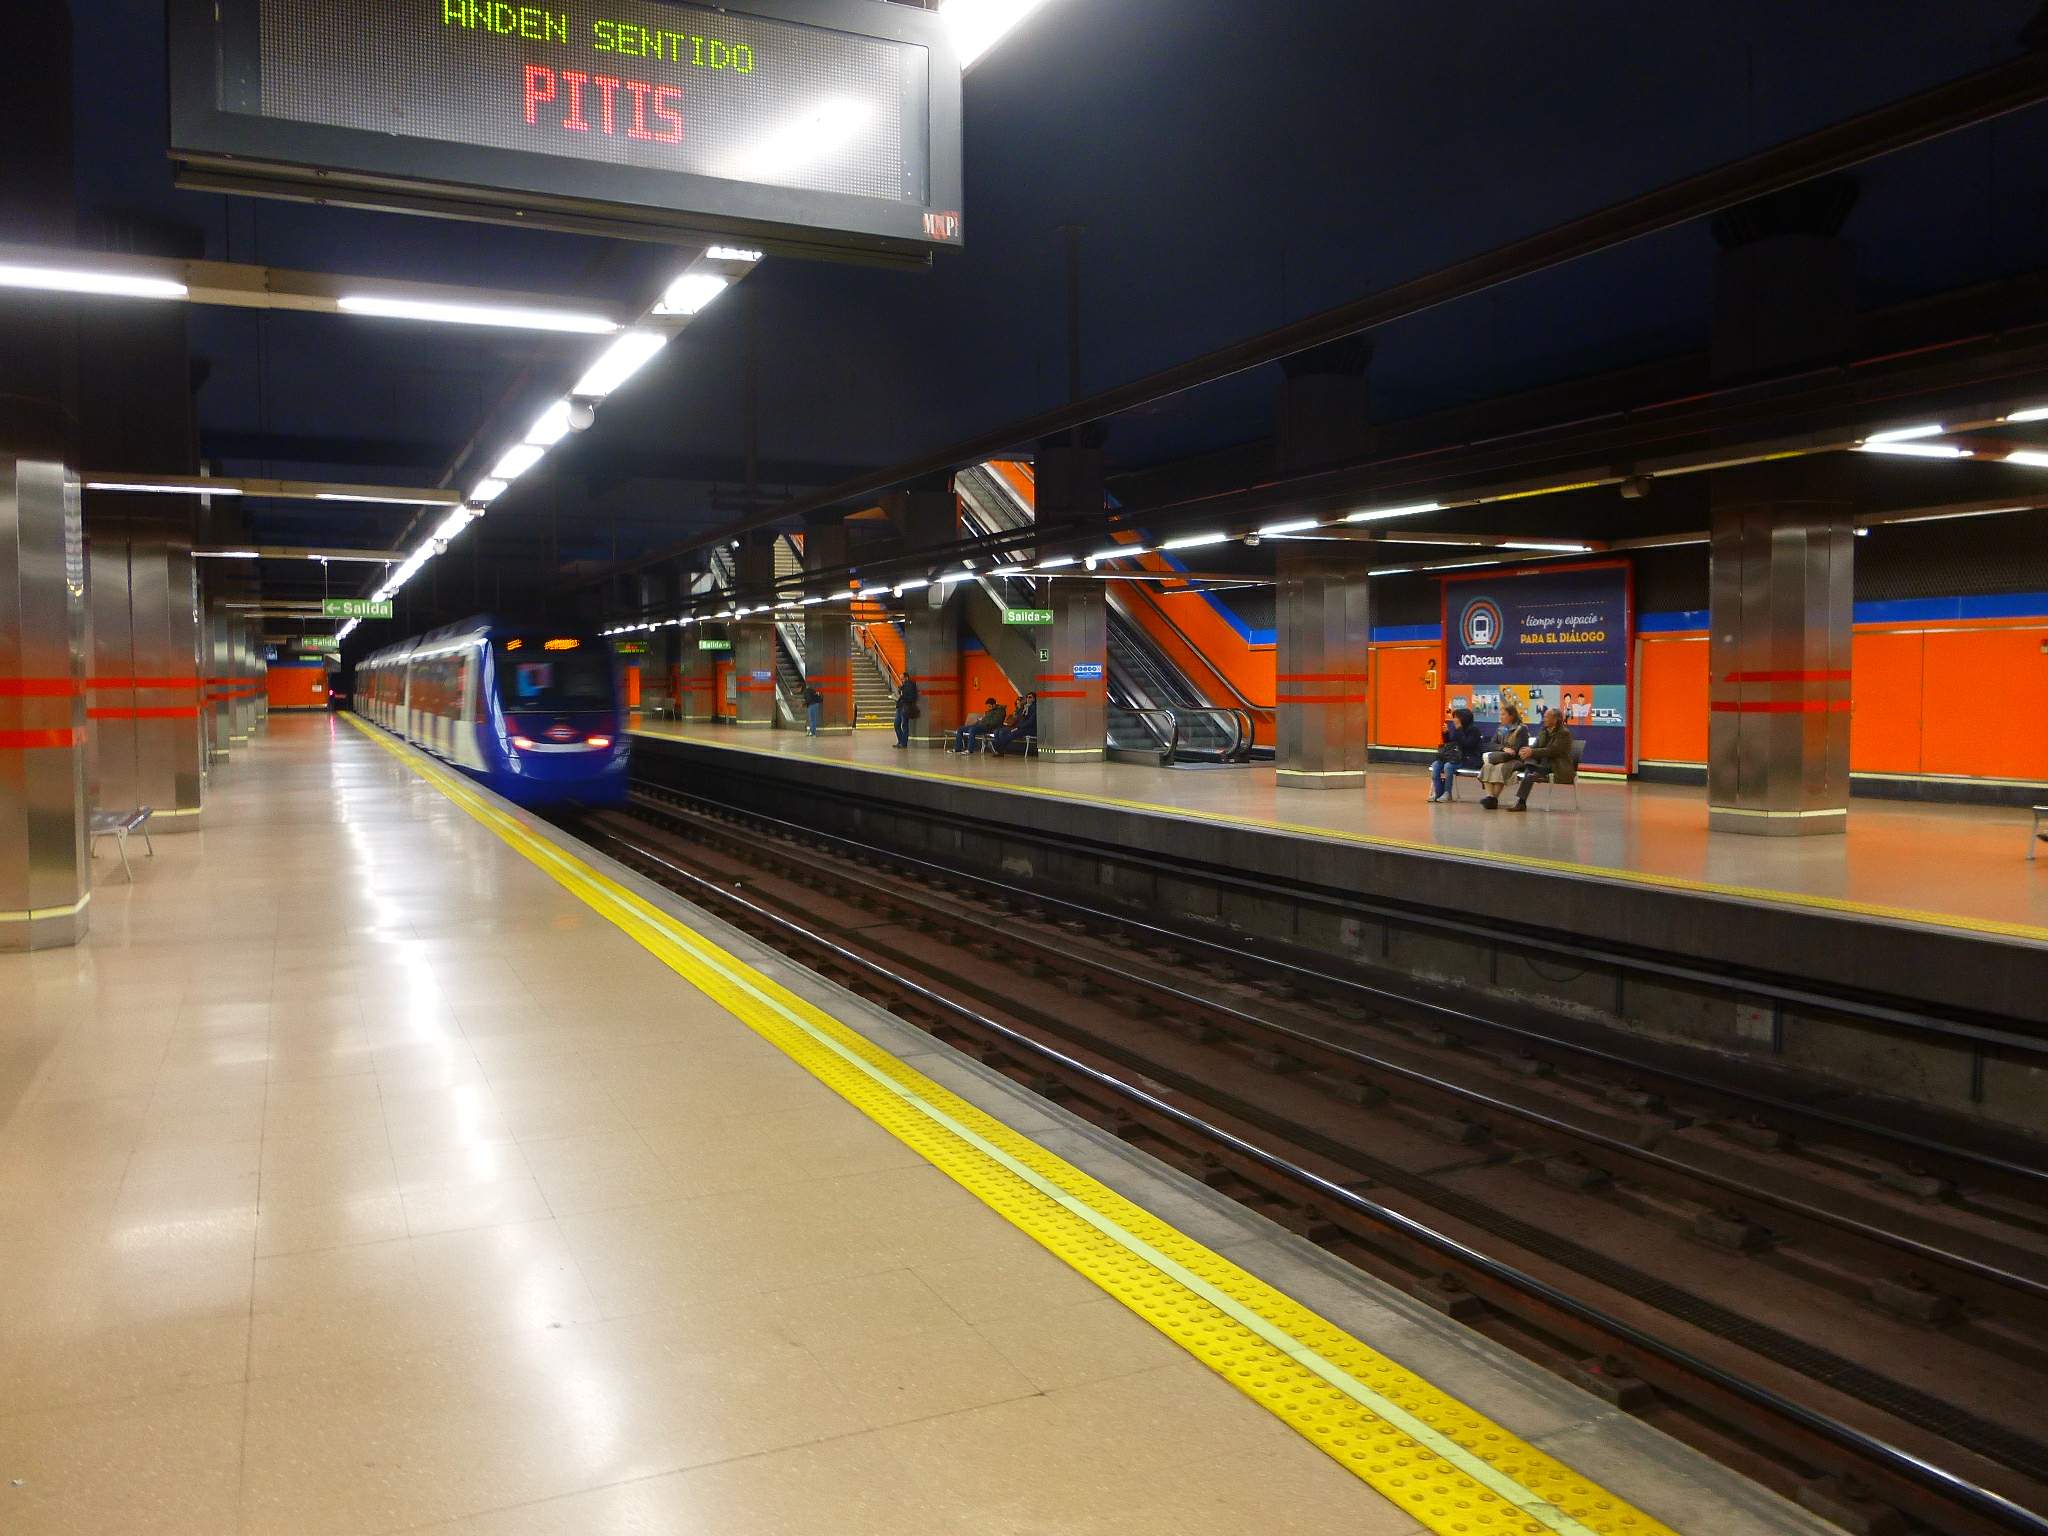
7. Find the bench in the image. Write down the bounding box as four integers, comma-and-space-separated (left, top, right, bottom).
89, 807, 155, 882
1446, 739, 1585, 808
2032, 805, 2047, 861
976, 731, 1037, 758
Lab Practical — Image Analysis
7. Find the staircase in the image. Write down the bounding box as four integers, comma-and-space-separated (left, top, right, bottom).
851, 643, 895, 726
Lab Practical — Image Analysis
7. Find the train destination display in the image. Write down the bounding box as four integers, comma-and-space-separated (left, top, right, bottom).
168, 0, 964, 260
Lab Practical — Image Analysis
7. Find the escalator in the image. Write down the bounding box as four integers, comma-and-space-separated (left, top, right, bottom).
956, 463, 1254, 765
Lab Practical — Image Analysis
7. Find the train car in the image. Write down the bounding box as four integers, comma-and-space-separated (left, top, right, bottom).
356, 618, 628, 807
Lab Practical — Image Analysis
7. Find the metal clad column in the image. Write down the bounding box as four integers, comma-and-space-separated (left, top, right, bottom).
802, 518, 853, 734
734, 538, 776, 729
1, 459, 90, 949
87, 539, 139, 814
1274, 546, 1371, 790
1706, 184, 1858, 836
162, 544, 204, 824
676, 630, 717, 722
205, 601, 233, 758
1038, 580, 1106, 760
888, 485, 961, 748
1707, 458, 1853, 835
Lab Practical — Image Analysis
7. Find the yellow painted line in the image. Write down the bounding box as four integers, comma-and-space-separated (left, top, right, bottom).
632, 725, 2048, 945
347, 714, 1680, 1536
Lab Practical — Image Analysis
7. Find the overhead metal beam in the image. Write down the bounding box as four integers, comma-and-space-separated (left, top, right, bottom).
85, 473, 461, 505
591, 46, 2048, 581
0, 242, 640, 330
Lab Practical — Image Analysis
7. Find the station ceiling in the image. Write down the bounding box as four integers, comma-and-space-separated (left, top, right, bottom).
40, 0, 2048, 620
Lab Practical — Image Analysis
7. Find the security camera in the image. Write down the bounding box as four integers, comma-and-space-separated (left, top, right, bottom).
566, 398, 598, 432
1243, 532, 1262, 547
1620, 475, 1650, 500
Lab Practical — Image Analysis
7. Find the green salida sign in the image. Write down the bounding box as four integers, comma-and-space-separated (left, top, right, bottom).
323, 598, 393, 619
296, 635, 341, 652
1001, 608, 1054, 626
697, 638, 733, 651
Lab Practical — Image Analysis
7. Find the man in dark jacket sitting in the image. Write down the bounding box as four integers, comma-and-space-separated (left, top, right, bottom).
952, 697, 1007, 753
1489, 708, 1575, 811
1428, 706, 1483, 802
992, 692, 1037, 756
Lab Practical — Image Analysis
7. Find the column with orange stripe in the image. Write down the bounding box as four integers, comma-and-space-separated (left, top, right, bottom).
1707, 458, 1854, 835
1, 458, 92, 948
1274, 545, 1373, 789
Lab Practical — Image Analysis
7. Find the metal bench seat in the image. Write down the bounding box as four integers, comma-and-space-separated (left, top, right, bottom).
89, 807, 155, 882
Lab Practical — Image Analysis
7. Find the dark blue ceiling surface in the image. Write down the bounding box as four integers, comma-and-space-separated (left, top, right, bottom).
60, 0, 2048, 568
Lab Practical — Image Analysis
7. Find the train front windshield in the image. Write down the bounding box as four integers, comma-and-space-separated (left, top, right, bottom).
494, 641, 613, 712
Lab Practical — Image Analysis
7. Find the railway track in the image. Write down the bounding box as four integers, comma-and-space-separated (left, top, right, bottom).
560, 783, 2048, 1536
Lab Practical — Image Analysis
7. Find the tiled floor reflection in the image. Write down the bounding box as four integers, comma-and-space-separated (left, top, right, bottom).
0, 717, 1403, 1535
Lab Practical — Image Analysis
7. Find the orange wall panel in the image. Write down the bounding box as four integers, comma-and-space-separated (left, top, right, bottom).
1848, 631, 1923, 775
1372, 643, 1445, 749
1636, 636, 1708, 764
1919, 626, 2048, 779
960, 648, 1019, 716
267, 665, 327, 710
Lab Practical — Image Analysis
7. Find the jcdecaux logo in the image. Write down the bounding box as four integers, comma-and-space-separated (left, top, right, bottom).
1458, 597, 1502, 651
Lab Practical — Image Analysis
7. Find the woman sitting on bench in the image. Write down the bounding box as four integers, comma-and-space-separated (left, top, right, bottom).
1428, 706, 1483, 803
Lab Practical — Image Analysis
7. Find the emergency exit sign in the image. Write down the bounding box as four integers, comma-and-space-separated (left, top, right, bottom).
323, 598, 393, 619
1002, 608, 1054, 626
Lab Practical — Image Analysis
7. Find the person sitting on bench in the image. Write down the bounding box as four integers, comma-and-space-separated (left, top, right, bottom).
1475, 704, 1529, 804
1428, 706, 1483, 802
992, 692, 1037, 756
952, 697, 1006, 753
1490, 707, 1575, 812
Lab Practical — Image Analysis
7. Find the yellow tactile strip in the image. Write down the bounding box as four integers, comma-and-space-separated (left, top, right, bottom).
349, 717, 1677, 1536
632, 725, 2048, 946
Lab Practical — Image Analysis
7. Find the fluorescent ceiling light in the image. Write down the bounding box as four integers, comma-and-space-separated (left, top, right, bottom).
573, 332, 667, 397
730, 98, 870, 180
829, 590, 857, 602
429, 507, 476, 545
935, 570, 977, 584
1430, 559, 1506, 570
1501, 541, 1592, 552
943, 0, 1055, 68
1368, 567, 1414, 577
2001, 451, 2048, 469
525, 400, 573, 447
1345, 501, 1441, 523
1091, 545, 1150, 562
334, 295, 617, 334
1871, 505, 2031, 526
2003, 405, 2048, 424
895, 578, 930, 593
1855, 528, 1869, 537
470, 478, 509, 503
492, 443, 546, 481
1861, 423, 1945, 444
314, 491, 441, 506
988, 563, 1028, 576
194, 549, 260, 559
654, 273, 729, 316
1855, 442, 1971, 459
1160, 531, 1231, 551
0, 263, 187, 301
705, 246, 764, 263
1257, 518, 1321, 536
800, 595, 826, 605
85, 480, 242, 496
1035, 556, 1076, 570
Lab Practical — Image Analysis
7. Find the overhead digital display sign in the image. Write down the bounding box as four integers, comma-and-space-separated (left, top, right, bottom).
168, 0, 963, 264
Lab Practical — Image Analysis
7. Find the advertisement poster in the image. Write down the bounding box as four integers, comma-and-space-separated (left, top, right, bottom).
1440, 562, 1632, 771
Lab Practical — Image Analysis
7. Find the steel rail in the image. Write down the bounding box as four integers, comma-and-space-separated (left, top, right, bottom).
575, 813, 2048, 1536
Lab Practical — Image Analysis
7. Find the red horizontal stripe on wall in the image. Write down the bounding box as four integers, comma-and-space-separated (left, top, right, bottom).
1032, 689, 1087, 698
1709, 699, 1851, 713
1275, 693, 1369, 704
0, 728, 81, 750
88, 706, 202, 720
1720, 669, 1851, 683
907, 674, 958, 683
1275, 673, 1370, 683
89, 675, 200, 690
0, 677, 81, 698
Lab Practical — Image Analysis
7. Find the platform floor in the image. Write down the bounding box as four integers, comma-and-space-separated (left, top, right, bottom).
632, 720, 2048, 943
0, 715, 1831, 1535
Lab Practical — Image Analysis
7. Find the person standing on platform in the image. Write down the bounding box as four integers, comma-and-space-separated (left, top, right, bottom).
1428, 706, 1483, 802
893, 678, 919, 748
1502, 707, 1575, 812
1476, 704, 1529, 809
804, 683, 824, 736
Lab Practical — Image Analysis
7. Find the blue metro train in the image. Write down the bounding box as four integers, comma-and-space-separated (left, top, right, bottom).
356, 617, 629, 806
